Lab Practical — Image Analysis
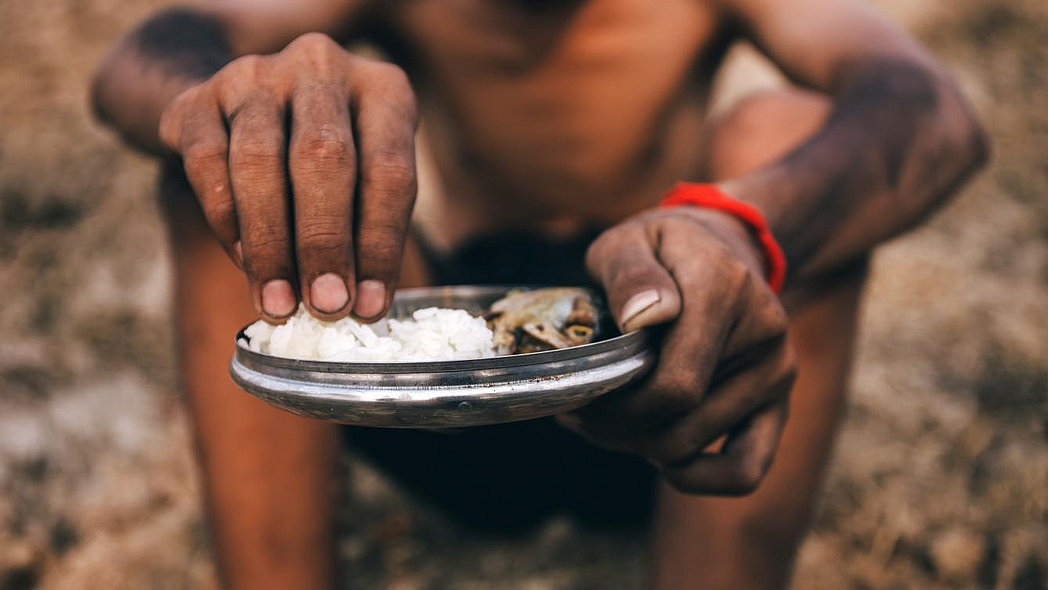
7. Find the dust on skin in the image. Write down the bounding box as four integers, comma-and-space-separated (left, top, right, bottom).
0, 0, 1046, 588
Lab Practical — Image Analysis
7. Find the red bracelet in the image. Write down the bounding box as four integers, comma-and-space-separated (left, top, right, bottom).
659, 182, 787, 294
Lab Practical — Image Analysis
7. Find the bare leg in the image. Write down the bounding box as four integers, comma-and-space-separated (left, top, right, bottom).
161, 169, 340, 590
652, 90, 865, 590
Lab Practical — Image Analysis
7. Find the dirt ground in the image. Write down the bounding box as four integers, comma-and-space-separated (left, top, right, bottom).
0, 0, 1046, 589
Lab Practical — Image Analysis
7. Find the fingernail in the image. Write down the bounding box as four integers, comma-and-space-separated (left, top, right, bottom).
620, 290, 660, 329
310, 273, 350, 314
261, 279, 296, 318
354, 280, 386, 319
232, 241, 244, 268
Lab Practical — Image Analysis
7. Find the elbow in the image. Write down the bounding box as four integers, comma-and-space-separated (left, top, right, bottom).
917, 76, 991, 215
944, 94, 991, 203
917, 110, 989, 218
963, 111, 991, 175
941, 70, 992, 181
89, 25, 138, 130
89, 52, 116, 127
892, 86, 990, 230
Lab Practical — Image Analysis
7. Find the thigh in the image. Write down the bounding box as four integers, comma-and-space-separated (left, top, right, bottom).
160, 165, 342, 589
651, 88, 856, 590
651, 264, 866, 590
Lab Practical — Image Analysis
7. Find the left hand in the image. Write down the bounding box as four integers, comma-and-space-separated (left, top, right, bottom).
564, 205, 797, 495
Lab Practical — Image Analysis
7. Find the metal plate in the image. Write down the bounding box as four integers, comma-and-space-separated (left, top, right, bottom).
229, 286, 655, 428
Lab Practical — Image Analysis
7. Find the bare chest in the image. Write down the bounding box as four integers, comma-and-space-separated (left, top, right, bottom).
380, 0, 728, 225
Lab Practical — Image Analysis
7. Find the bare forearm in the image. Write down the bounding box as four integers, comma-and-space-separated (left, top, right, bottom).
91, 8, 233, 153
721, 57, 988, 283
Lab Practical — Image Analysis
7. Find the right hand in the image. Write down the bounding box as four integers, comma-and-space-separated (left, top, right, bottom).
159, 32, 418, 323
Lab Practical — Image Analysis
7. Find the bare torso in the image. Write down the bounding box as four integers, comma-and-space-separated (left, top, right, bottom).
87, 0, 988, 585
374, 0, 730, 247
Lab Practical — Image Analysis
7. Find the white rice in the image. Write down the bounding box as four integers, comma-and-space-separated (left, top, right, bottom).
240, 304, 496, 362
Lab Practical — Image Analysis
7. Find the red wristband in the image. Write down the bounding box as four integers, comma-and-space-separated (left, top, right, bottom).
659, 182, 787, 294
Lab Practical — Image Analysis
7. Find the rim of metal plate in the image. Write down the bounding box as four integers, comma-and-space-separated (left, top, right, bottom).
228, 285, 655, 427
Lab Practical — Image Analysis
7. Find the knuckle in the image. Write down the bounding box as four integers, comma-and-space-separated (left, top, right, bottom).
285, 33, 347, 76
360, 221, 403, 245
370, 61, 412, 90
764, 302, 789, 335
653, 369, 702, 404
666, 472, 705, 496
731, 457, 766, 494
202, 199, 236, 233
231, 138, 284, 164
158, 116, 181, 150
633, 393, 697, 432
297, 217, 347, 249
242, 232, 291, 266
584, 231, 616, 270
223, 54, 266, 80
585, 225, 645, 275
214, 58, 277, 106
250, 232, 288, 252
645, 435, 693, 466
170, 84, 205, 107
661, 216, 699, 240
160, 89, 212, 147
159, 103, 189, 149
289, 32, 336, 52
364, 63, 418, 117
170, 86, 207, 114
749, 297, 789, 345
674, 253, 726, 290
238, 210, 288, 241
725, 255, 756, 294
182, 140, 228, 167
364, 155, 416, 192
295, 133, 352, 166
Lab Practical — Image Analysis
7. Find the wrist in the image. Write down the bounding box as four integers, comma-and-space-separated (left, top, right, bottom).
659, 182, 787, 293
671, 206, 767, 276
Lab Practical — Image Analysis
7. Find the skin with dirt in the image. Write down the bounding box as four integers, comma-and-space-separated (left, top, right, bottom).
0, 1, 1046, 590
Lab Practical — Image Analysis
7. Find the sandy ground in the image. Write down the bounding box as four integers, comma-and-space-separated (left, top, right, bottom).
0, 0, 1046, 589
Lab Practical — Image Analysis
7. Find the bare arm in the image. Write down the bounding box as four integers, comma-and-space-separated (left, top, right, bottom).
92, 4, 384, 590
92, 1, 417, 323
91, 1, 366, 152
576, 1, 987, 495
717, 0, 988, 282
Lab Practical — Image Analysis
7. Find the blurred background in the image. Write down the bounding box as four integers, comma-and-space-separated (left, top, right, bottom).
1, 0, 1046, 588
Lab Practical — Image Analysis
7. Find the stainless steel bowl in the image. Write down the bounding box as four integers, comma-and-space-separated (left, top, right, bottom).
229, 285, 655, 428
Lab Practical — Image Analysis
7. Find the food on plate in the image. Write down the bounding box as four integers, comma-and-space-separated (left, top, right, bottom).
242, 305, 496, 362
240, 288, 601, 362
485, 288, 598, 354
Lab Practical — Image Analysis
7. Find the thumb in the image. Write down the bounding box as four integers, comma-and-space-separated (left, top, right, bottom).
586, 225, 682, 333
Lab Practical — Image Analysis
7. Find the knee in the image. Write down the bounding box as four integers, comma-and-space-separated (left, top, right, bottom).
702, 89, 831, 181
